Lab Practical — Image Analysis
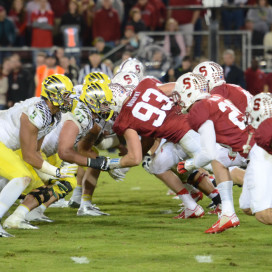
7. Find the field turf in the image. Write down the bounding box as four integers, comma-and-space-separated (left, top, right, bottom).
1, 165, 272, 272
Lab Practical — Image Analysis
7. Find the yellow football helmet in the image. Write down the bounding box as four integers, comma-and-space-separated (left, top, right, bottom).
84, 72, 111, 85
80, 82, 114, 121
41, 74, 75, 112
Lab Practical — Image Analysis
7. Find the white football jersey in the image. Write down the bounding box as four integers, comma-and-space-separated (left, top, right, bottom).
42, 99, 94, 157
0, 97, 61, 151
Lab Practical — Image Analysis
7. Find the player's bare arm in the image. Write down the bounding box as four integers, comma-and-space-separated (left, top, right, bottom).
20, 113, 44, 169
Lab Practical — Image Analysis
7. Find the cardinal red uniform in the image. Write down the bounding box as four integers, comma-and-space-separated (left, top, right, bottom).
210, 84, 252, 114
113, 78, 191, 143
254, 118, 272, 155
188, 94, 255, 159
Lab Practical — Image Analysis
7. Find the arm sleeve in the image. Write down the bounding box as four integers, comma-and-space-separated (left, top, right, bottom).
194, 120, 217, 168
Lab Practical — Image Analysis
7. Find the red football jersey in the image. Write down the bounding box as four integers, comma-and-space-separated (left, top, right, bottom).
255, 118, 272, 155
211, 83, 252, 114
113, 78, 191, 143
188, 94, 255, 158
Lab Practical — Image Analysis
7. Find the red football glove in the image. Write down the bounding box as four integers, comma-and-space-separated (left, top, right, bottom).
177, 161, 187, 174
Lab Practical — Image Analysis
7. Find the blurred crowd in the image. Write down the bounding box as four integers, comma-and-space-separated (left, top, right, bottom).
0, 0, 271, 109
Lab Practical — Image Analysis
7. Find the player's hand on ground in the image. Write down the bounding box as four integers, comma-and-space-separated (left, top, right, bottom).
108, 168, 130, 182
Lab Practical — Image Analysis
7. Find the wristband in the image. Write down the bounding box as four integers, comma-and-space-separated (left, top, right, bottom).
40, 161, 58, 177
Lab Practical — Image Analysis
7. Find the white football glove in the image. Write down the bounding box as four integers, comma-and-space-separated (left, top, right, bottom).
142, 154, 152, 173
57, 163, 78, 178
108, 168, 130, 182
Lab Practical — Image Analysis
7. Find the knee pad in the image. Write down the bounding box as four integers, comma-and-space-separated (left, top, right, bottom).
29, 186, 51, 206
187, 171, 207, 188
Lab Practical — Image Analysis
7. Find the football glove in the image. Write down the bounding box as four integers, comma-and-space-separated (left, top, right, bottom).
177, 158, 195, 174
142, 154, 152, 173
108, 168, 130, 182
87, 156, 121, 171
57, 164, 78, 178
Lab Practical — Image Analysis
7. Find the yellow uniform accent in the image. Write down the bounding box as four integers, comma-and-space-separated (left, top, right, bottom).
0, 142, 35, 182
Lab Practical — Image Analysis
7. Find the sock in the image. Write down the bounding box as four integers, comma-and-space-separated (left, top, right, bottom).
184, 183, 199, 194
80, 194, 92, 208
208, 189, 221, 206
13, 204, 30, 219
0, 177, 30, 218
70, 185, 82, 203
217, 181, 235, 216
38, 203, 47, 213
177, 188, 197, 210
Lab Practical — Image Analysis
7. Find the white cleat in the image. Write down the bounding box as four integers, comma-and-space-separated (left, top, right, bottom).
3, 214, 39, 230
77, 204, 110, 216
49, 198, 69, 208
0, 224, 14, 237
26, 207, 54, 223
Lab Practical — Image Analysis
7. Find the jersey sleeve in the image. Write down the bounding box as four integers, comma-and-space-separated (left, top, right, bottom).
188, 100, 210, 132
27, 102, 50, 130
112, 112, 130, 136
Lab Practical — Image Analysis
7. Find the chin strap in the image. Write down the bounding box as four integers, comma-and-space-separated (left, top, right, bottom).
243, 132, 253, 154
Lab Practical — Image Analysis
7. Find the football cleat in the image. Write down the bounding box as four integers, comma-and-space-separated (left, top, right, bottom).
77, 204, 110, 216
49, 198, 69, 208
68, 199, 81, 209
0, 224, 14, 237
208, 204, 222, 215
3, 214, 39, 230
25, 207, 54, 223
205, 213, 240, 234
173, 205, 205, 219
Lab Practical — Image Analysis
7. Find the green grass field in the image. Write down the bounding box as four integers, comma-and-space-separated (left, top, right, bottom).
1, 165, 272, 272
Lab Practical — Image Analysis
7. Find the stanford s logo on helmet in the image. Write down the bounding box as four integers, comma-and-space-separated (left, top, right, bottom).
111, 71, 140, 94
118, 58, 145, 81
193, 61, 225, 91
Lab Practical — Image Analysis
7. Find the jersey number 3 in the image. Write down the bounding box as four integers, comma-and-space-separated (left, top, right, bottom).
132, 88, 172, 127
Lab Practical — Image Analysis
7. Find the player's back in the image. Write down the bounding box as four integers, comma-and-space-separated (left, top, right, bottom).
188, 94, 255, 157
113, 78, 191, 143
255, 117, 272, 155
211, 83, 252, 114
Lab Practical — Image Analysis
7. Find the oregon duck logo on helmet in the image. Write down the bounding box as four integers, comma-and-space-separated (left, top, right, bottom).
80, 81, 114, 121
83, 72, 111, 85
41, 74, 75, 112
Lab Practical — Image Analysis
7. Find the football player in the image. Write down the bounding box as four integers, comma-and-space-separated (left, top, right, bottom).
0, 74, 77, 237
172, 72, 255, 233
240, 93, 272, 225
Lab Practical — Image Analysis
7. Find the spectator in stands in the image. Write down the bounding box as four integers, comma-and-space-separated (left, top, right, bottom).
26, 0, 51, 26
0, 64, 8, 109
31, 0, 54, 48
96, 0, 124, 24
245, 58, 266, 95
59, 56, 79, 85
55, 47, 65, 65
94, 37, 111, 56
133, 0, 156, 30
163, 55, 192, 82
60, 0, 85, 46
264, 24, 272, 61
82, 0, 95, 46
221, 0, 247, 47
103, 58, 114, 73
9, 0, 27, 46
168, 0, 201, 55
0, 5, 16, 47
163, 18, 186, 68
7, 54, 33, 107
128, 7, 147, 33
149, 0, 166, 30
78, 49, 113, 84
48, 0, 69, 19
221, 49, 246, 88
120, 25, 139, 52
247, 0, 272, 41
34, 51, 46, 69
93, 0, 121, 48
34, 54, 65, 97
113, 50, 132, 74
2, 57, 12, 77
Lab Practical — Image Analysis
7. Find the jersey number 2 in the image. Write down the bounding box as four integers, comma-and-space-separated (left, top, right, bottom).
132, 88, 172, 127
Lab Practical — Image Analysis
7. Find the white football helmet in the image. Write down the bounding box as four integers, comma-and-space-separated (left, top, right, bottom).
193, 61, 225, 90
118, 58, 145, 80
245, 92, 272, 129
109, 83, 130, 113
111, 71, 140, 94
173, 72, 209, 114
